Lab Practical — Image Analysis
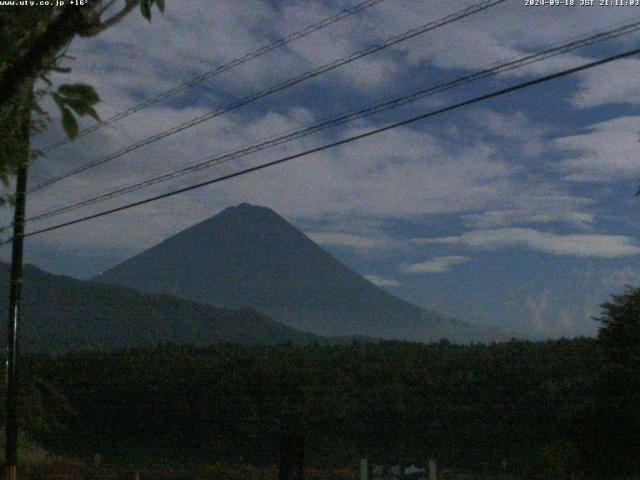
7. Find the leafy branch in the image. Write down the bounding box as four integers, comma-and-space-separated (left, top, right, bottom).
0, 0, 165, 136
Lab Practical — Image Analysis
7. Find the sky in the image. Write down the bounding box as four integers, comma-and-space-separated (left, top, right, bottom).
2, 0, 640, 339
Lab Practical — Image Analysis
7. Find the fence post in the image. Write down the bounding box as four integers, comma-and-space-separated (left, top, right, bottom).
428, 459, 437, 480
360, 458, 368, 480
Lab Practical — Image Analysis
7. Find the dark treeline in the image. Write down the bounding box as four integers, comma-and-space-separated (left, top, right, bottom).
6, 337, 617, 478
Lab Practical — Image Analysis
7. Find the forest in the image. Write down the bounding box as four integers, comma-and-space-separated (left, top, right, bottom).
0, 338, 621, 479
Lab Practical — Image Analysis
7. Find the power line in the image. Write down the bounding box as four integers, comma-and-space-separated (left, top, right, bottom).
24, 18, 640, 224
11, 44, 640, 243
28, 0, 507, 194
39, 0, 387, 153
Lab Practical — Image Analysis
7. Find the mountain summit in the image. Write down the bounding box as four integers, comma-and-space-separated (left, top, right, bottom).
96, 203, 500, 342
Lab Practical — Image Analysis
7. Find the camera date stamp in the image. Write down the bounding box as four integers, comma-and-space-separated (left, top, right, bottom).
525, 0, 640, 5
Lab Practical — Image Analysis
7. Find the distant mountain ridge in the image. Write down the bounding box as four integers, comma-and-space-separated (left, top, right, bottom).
0, 262, 322, 353
96, 203, 504, 343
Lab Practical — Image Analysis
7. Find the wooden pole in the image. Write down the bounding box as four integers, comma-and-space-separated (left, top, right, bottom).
428, 459, 437, 480
360, 458, 368, 480
4, 165, 28, 480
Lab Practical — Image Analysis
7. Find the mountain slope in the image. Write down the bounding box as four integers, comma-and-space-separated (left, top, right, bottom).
96, 203, 502, 342
0, 262, 320, 353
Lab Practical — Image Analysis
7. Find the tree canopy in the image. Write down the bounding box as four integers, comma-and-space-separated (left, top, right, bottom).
0, 0, 164, 188
577, 287, 640, 479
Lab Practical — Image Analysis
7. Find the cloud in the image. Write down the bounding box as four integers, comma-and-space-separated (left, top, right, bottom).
403, 256, 470, 274
554, 116, 640, 182
305, 231, 389, 249
363, 274, 401, 287
462, 209, 594, 230
25, 0, 601, 215
468, 109, 549, 157
416, 228, 640, 258
521, 289, 597, 339
382, 0, 624, 79
601, 266, 640, 291
572, 59, 640, 108
16, 106, 594, 256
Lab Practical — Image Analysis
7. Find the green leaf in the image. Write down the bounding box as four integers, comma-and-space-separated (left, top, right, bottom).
55, 84, 101, 122
155, 0, 165, 13
57, 83, 99, 105
84, 106, 100, 122
64, 98, 93, 114
51, 92, 64, 110
141, 0, 152, 21
61, 107, 79, 139
60, 97, 87, 113
61, 98, 100, 122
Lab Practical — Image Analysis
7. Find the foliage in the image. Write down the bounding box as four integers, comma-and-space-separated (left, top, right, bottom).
4, 338, 600, 479
0, 1, 164, 183
577, 286, 640, 479
51, 83, 101, 139
596, 286, 640, 367
141, 0, 165, 20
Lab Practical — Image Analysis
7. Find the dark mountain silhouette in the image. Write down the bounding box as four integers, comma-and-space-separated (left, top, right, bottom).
0, 261, 322, 353
96, 203, 503, 342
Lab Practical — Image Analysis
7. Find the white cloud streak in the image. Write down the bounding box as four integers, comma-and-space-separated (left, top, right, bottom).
403, 255, 470, 273
364, 274, 401, 286
462, 209, 594, 230
305, 231, 389, 249
416, 228, 640, 258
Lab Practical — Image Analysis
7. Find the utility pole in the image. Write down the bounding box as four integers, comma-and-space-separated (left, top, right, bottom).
4, 164, 28, 480
3, 85, 31, 480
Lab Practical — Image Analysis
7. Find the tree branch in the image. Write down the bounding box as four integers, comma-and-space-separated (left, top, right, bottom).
83, 0, 140, 37
96, 0, 120, 16
0, 1, 102, 109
